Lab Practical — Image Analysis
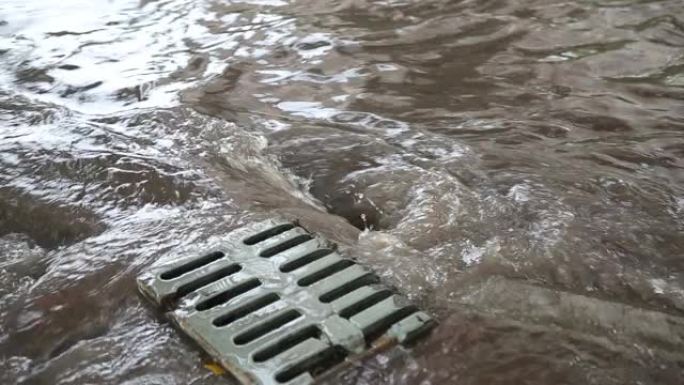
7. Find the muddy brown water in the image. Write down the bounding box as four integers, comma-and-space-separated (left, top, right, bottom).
1, 0, 684, 384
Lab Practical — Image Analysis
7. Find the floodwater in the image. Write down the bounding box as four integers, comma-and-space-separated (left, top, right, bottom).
1, 0, 683, 384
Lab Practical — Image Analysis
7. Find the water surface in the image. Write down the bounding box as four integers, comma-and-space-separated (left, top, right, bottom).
1, 0, 684, 384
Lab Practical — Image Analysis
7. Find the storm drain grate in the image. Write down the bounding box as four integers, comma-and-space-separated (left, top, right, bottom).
138, 219, 435, 385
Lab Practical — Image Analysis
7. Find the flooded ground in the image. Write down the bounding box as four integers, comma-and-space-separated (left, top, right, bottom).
1, 0, 684, 384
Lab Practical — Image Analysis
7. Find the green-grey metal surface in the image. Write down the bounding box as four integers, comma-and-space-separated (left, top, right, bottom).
138, 219, 435, 385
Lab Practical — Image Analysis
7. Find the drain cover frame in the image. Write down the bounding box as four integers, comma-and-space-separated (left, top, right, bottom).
138, 219, 435, 385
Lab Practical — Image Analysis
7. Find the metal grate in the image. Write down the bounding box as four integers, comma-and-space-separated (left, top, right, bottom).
138, 219, 435, 385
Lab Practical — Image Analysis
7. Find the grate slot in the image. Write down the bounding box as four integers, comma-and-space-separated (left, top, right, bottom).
339, 290, 393, 319
175, 264, 241, 299
242, 223, 294, 246
160, 251, 224, 280
280, 248, 334, 273
260, 234, 314, 258
275, 346, 348, 383
213, 293, 280, 327
298, 260, 355, 287
362, 306, 418, 344
196, 278, 261, 311
234, 309, 302, 345
319, 274, 379, 303
252, 325, 321, 363
243, 224, 295, 245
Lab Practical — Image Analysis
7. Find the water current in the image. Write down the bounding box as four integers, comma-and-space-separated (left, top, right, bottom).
1, 0, 684, 384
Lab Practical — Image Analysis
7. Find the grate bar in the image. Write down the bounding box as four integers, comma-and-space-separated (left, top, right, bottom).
291, 252, 345, 282
252, 325, 321, 363
253, 227, 310, 257
213, 292, 283, 328
310, 265, 370, 299
275, 344, 347, 384
244, 224, 295, 246
280, 248, 334, 273
234, 308, 303, 346
269, 338, 333, 382
195, 277, 262, 311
